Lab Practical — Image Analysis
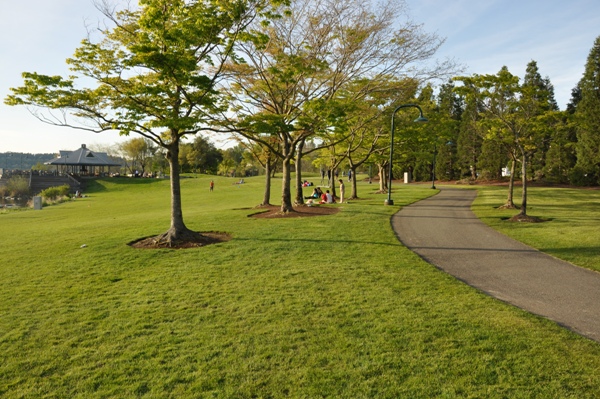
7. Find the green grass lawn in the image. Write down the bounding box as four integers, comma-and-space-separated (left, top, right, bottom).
470, 185, 600, 272
1, 176, 600, 398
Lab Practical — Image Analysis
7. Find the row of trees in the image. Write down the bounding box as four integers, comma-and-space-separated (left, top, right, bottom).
113, 135, 269, 177
415, 35, 600, 219
5, 0, 599, 244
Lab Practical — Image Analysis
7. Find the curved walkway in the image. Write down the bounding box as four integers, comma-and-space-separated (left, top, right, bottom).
392, 187, 600, 343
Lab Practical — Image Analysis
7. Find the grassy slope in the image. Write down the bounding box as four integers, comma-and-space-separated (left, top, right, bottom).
1, 176, 600, 398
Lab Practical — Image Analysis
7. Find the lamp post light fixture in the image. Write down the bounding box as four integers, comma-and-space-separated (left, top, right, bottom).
385, 104, 428, 206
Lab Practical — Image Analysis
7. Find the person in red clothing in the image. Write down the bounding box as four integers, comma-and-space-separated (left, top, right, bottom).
320, 190, 333, 204
320, 191, 328, 204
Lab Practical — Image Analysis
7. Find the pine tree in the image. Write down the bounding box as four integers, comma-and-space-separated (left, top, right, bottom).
574, 36, 600, 184
521, 60, 558, 181
434, 80, 463, 181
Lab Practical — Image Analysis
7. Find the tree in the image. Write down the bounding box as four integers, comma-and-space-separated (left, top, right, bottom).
218, 145, 247, 177
456, 96, 483, 180
521, 60, 559, 181
542, 110, 575, 184
222, 0, 453, 213
455, 65, 552, 218
433, 80, 463, 181
5, 0, 283, 246
340, 78, 419, 198
120, 137, 155, 176
456, 69, 522, 207
574, 35, 600, 184
239, 137, 280, 205
187, 135, 223, 174
543, 86, 580, 184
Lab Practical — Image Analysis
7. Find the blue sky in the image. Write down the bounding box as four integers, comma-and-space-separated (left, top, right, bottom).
406, 0, 600, 104
1, 0, 599, 154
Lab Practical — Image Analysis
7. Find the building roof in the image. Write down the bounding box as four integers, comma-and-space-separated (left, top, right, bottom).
45, 144, 121, 167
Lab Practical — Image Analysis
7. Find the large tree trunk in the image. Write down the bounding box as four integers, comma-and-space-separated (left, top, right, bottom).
155, 139, 200, 245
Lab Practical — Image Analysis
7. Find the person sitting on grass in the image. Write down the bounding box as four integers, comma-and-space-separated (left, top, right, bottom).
320, 190, 333, 204
305, 187, 320, 199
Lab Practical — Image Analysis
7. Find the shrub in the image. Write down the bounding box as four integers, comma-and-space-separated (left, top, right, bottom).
40, 185, 71, 200
568, 166, 598, 186
6, 176, 30, 197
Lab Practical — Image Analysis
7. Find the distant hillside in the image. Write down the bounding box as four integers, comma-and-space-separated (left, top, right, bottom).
1, 152, 55, 171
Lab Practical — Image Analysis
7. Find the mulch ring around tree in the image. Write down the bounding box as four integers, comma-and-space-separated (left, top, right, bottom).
129, 231, 232, 249
249, 204, 340, 219
506, 214, 549, 223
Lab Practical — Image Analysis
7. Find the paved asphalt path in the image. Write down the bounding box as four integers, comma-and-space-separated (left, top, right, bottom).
392, 187, 600, 343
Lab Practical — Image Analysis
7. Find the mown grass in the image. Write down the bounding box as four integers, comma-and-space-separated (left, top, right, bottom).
1, 176, 600, 398
470, 185, 600, 272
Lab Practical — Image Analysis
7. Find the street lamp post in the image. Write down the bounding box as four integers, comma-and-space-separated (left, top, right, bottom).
385, 104, 428, 206
431, 142, 437, 189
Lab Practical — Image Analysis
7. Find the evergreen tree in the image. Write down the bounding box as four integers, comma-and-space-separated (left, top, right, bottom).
456, 96, 483, 180
434, 80, 463, 180
521, 60, 558, 181
574, 36, 600, 184
566, 85, 582, 114
478, 138, 508, 180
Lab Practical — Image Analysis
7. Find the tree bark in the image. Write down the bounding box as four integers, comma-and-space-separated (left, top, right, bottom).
329, 167, 337, 199
279, 138, 295, 213
349, 166, 359, 199
155, 138, 199, 245
294, 139, 305, 205
378, 163, 387, 193
501, 158, 517, 209
519, 151, 528, 216
281, 156, 294, 212
261, 160, 272, 206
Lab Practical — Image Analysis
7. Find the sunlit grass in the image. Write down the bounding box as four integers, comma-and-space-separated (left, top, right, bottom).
471, 185, 600, 272
1, 176, 600, 398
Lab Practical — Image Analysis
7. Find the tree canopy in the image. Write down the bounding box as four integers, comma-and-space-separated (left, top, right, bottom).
5, 0, 285, 245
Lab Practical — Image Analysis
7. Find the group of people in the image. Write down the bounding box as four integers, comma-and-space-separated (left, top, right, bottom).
305, 179, 345, 204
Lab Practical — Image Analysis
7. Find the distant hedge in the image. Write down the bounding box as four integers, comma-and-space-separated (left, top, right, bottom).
40, 185, 71, 200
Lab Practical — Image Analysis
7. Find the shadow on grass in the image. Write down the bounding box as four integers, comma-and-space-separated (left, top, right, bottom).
85, 177, 166, 193
235, 236, 402, 247
99, 177, 166, 186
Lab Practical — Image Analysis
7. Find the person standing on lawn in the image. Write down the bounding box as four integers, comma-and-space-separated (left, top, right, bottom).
338, 179, 345, 203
